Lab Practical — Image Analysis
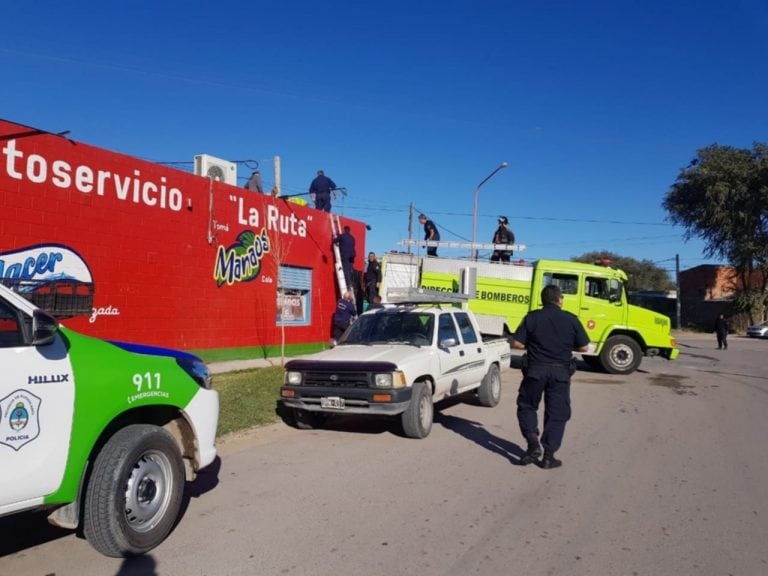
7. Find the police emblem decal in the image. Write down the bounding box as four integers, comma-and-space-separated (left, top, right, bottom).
0, 390, 42, 451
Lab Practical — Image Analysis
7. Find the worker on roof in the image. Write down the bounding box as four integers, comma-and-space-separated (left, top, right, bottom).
309, 170, 337, 212
490, 216, 515, 263
418, 213, 440, 257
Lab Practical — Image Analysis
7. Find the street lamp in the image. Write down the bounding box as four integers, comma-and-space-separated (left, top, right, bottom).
471, 162, 508, 260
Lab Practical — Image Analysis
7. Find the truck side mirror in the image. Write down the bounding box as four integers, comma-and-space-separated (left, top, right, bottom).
32, 309, 59, 346
439, 337, 458, 349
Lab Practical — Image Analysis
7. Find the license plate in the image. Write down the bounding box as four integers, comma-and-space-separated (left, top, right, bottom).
320, 396, 345, 410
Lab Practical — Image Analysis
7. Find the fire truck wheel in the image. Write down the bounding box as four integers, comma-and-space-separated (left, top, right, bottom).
600, 335, 642, 375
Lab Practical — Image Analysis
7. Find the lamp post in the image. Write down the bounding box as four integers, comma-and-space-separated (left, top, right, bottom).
471, 162, 508, 260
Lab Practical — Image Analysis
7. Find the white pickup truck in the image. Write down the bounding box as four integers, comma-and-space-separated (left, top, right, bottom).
0, 282, 219, 557
280, 303, 511, 438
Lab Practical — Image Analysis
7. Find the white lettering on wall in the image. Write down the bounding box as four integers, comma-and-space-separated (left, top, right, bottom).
1, 138, 185, 213
231, 195, 308, 239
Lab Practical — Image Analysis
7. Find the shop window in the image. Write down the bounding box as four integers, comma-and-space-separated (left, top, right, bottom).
277, 266, 312, 326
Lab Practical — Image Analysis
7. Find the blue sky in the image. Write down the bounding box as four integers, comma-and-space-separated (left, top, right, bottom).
3, 0, 767, 278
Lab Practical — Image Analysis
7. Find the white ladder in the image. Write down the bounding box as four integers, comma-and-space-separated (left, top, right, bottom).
330, 214, 356, 308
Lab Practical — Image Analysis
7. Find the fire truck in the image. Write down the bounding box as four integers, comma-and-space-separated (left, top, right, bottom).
379, 251, 678, 375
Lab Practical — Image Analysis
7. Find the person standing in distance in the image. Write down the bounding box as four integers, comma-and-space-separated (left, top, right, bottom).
512, 284, 589, 469
309, 169, 337, 212
418, 213, 440, 257
490, 216, 515, 263
715, 313, 729, 350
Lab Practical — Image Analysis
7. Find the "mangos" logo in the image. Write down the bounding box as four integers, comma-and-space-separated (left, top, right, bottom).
214, 229, 271, 286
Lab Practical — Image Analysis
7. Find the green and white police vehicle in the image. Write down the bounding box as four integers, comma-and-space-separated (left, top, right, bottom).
0, 282, 219, 557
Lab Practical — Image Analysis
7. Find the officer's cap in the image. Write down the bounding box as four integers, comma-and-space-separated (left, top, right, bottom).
498, 216, 508, 224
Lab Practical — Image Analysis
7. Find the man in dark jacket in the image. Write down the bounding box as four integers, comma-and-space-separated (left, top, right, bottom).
490, 216, 515, 263
715, 313, 729, 350
512, 284, 589, 469
331, 290, 356, 345
418, 213, 440, 257
335, 226, 356, 290
365, 251, 382, 304
309, 169, 337, 212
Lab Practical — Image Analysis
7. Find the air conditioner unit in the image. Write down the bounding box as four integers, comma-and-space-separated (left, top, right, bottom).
194, 154, 237, 186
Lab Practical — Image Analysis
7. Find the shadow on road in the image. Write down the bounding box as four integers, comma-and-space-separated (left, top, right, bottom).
116, 554, 158, 575
435, 412, 528, 465
0, 509, 72, 556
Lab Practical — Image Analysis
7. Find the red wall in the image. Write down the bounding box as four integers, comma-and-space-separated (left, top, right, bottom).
0, 119, 366, 350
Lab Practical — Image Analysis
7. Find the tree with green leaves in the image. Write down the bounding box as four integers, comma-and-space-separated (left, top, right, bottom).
572, 251, 674, 292
663, 143, 768, 322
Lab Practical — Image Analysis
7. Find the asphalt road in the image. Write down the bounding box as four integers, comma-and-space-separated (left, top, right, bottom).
2, 332, 767, 576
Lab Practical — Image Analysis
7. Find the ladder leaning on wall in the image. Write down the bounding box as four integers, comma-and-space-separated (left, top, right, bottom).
329, 213, 356, 309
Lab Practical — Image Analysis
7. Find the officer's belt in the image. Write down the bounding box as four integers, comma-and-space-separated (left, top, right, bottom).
528, 361, 571, 369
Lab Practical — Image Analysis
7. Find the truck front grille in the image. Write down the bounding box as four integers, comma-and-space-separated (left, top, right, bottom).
302, 371, 371, 388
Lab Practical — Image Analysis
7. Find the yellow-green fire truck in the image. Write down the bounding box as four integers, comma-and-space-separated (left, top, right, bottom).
379, 253, 678, 375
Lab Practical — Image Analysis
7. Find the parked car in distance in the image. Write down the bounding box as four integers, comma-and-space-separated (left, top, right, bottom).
746, 321, 768, 338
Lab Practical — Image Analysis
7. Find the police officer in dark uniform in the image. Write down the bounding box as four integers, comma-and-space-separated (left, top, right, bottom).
512, 284, 589, 469
335, 226, 356, 289
418, 213, 440, 257
309, 169, 337, 212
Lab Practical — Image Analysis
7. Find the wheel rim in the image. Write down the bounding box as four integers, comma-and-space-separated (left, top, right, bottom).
419, 393, 433, 431
490, 370, 501, 400
610, 344, 634, 369
123, 449, 174, 533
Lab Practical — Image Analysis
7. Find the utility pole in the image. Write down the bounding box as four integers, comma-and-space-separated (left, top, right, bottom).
675, 254, 681, 329
273, 155, 281, 196
471, 162, 508, 260
408, 203, 414, 254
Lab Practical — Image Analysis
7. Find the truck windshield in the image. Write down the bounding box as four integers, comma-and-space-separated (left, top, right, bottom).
341, 311, 434, 346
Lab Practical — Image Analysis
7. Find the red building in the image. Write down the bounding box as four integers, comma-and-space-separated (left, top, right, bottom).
0, 119, 367, 353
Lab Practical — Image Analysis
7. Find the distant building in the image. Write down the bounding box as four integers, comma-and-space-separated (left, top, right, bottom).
679, 264, 765, 331
680, 265, 740, 301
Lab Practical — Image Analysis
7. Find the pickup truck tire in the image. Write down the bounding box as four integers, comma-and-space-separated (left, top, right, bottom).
477, 364, 501, 407
83, 424, 185, 558
401, 381, 433, 439
600, 335, 642, 375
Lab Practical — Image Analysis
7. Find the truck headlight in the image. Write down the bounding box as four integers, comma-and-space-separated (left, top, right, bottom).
285, 371, 303, 385
177, 357, 213, 390
374, 371, 406, 388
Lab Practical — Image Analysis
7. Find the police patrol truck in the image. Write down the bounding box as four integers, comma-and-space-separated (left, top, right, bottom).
380, 252, 678, 375
0, 282, 219, 557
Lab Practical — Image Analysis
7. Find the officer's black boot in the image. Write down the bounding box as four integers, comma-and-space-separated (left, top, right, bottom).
539, 451, 562, 470
520, 434, 543, 465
